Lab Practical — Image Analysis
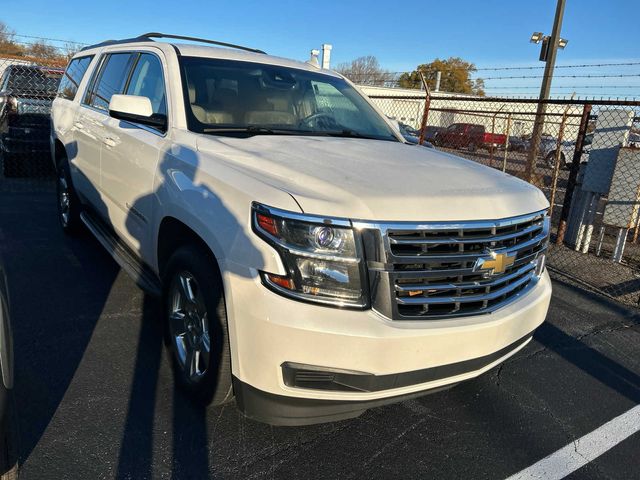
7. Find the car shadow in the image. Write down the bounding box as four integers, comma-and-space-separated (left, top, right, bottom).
115, 144, 260, 479
0, 146, 120, 465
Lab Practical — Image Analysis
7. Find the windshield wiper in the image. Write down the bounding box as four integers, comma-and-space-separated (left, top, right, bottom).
320, 129, 398, 142
202, 126, 313, 136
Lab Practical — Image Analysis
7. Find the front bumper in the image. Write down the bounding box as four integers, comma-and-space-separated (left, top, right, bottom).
224, 265, 551, 425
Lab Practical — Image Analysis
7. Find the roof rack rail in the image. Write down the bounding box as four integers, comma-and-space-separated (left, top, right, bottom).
79, 36, 150, 52
140, 32, 267, 54
80, 33, 267, 55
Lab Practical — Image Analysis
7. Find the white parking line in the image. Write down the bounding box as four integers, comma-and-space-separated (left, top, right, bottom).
506, 404, 640, 480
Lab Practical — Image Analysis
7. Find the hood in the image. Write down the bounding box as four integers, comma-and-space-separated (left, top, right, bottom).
195, 135, 549, 222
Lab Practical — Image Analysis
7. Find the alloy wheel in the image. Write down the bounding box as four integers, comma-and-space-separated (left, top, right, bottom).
168, 271, 211, 383
58, 172, 71, 227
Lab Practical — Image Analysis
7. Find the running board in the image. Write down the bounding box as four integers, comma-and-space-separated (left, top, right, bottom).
80, 211, 162, 297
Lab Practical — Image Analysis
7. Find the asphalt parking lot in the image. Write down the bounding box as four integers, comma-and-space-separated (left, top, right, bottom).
0, 187, 639, 480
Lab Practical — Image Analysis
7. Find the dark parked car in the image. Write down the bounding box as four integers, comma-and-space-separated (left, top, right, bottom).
423, 125, 445, 143
507, 136, 528, 152
0, 258, 16, 479
397, 123, 434, 148
0, 64, 63, 177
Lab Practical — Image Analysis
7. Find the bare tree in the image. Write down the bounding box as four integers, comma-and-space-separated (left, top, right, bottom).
0, 21, 24, 56
336, 56, 394, 87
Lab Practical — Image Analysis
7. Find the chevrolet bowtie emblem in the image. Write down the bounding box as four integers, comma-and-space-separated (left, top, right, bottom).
474, 251, 516, 275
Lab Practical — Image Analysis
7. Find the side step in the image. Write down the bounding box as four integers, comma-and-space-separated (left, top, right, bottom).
80, 211, 162, 297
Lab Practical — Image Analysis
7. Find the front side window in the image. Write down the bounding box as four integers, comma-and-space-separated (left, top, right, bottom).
86, 53, 134, 111
125, 53, 167, 117
179, 57, 398, 141
58, 55, 93, 101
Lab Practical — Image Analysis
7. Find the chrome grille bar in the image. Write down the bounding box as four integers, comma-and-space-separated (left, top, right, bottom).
387, 230, 548, 264
356, 209, 549, 320
388, 222, 544, 245
396, 270, 535, 305
395, 263, 536, 293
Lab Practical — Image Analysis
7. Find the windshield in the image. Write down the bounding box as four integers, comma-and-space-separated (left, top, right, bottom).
179, 56, 399, 141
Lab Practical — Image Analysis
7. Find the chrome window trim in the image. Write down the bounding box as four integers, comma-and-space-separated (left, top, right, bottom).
79, 49, 170, 138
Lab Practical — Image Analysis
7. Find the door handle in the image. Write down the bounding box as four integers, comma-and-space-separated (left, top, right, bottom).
103, 137, 117, 148
74, 122, 84, 130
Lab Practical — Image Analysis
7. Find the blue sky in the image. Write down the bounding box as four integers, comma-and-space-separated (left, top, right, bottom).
4, 0, 639, 98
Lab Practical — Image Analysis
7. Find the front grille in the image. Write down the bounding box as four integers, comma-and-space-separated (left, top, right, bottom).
357, 210, 549, 320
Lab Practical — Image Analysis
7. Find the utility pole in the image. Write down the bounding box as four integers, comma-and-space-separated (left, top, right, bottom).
524, 0, 567, 183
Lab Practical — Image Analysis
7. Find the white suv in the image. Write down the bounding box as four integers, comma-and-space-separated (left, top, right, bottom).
51, 33, 552, 425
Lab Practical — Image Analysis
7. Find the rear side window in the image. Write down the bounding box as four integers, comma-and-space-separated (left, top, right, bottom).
85, 53, 134, 111
58, 56, 94, 100
125, 54, 167, 117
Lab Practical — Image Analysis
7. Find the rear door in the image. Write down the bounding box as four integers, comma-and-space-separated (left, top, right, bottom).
74, 52, 135, 211
99, 51, 170, 257
53, 55, 95, 165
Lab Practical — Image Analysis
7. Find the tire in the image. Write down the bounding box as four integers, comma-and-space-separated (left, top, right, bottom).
163, 244, 233, 406
467, 143, 477, 153
56, 158, 83, 235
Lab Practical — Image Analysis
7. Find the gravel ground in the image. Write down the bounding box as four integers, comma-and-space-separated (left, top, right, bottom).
1, 189, 639, 480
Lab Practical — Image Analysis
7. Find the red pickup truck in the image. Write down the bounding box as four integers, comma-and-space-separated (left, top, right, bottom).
435, 123, 507, 153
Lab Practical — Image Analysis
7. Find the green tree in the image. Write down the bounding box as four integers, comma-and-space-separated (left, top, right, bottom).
398, 57, 485, 95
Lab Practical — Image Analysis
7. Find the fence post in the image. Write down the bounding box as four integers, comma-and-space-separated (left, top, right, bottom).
502, 113, 512, 172
549, 101, 573, 222
418, 72, 432, 146
524, 103, 548, 185
555, 103, 592, 245
489, 105, 504, 168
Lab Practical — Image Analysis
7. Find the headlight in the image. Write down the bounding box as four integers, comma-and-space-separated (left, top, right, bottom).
252, 203, 368, 308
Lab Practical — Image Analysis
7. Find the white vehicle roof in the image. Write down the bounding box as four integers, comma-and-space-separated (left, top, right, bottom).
77, 34, 340, 77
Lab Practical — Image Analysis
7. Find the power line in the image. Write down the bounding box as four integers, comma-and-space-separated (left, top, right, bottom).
484, 85, 640, 90
480, 73, 640, 80
474, 61, 640, 71
10, 33, 87, 46
343, 61, 640, 78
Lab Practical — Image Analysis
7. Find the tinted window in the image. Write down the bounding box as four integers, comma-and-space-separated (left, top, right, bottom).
87, 53, 134, 111
125, 54, 167, 117
58, 56, 93, 100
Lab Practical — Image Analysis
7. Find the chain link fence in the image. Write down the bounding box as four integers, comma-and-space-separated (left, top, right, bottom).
0, 56, 64, 191
370, 92, 640, 306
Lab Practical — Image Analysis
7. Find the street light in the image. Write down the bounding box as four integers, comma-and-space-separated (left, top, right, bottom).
530, 32, 544, 44
530, 32, 569, 61
523, 0, 568, 183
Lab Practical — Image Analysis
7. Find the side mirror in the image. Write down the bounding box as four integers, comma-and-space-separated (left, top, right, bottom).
108, 94, 166, 130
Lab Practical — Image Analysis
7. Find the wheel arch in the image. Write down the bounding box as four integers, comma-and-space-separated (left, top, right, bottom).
156, 216, 222, 280
53, 138, 67, 170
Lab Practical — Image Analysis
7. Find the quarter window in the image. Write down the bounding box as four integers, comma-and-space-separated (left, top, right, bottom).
125, 54, 167, 117
86, 53, 134, 111
58, 56, 94, 101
